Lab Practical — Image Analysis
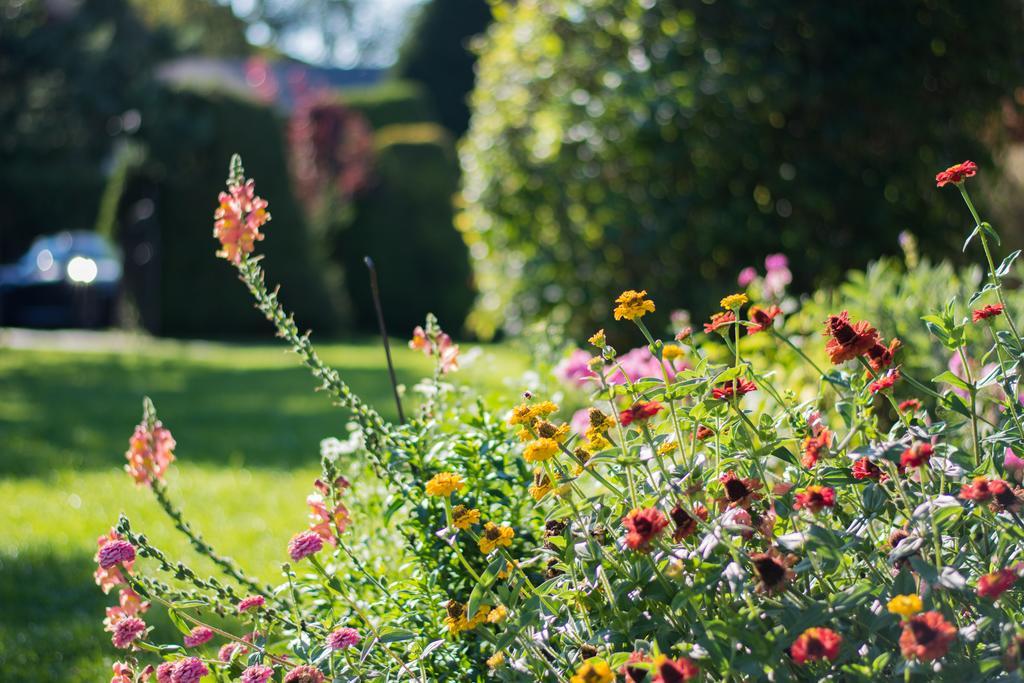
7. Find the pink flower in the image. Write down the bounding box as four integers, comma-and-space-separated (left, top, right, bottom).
125, 418, 176, 486
288, 530, 324, 561
284, 665, 327, 683
570, 408, 591, 437
242, 665, 275, 683
156, 662, 175, 683
111, 616, 147, 649
98, 539, 136, 569
184, 625, 215, 648
171, 657, 209, 683
237, 595, 266, 613
554, 349, 597, 387
1005, 448, 1024, 483
111, 662, 138, 683
219, 643, 243, 662
606, 347, 687, 385
104, 588, 150, 632
738, 266, 758, 287
213, 170, 270, 264
765, 253, 789, 271
307, 493, 350, 545
328, 626, 361, 650
409, 326, 460, 373
94, 530, 135, 592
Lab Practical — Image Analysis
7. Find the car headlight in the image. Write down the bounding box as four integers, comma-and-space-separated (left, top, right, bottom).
67, 256, 98, 284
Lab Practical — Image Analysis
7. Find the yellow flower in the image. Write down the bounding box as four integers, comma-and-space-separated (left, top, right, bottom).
496, 561, 517, 580
443, 600, 468, 635
425, 472, 464, 497
467, 605, 491, 628
486, 652, 505, 668
529, 468, 552, 501
588, 329, 606, 347
508, 404, 534, 426
887, 594, 923, 618
524, 438, 559, 463
530, 401, 559, 418
585, 429, 611, 452
479, 522, 514, 554
516, 428, 532, 442
487, 605, 508, 624
657, 441, 677, 457
571, 659, 614, 683
451, 504, 480, 530
720, 292, 749, 310
662, 344, 685, 361
613, 290, 656, 321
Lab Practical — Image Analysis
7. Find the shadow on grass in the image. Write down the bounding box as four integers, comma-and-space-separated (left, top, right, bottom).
0, 350, 413, 478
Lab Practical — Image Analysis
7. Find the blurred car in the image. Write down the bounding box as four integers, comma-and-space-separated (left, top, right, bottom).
0, 231, 122, 328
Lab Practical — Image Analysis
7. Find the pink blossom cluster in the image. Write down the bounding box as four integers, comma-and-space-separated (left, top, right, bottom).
213, 177, 270, 265
410, 325, 459, 373
737, 253, 792, 300
555, 347, 687, 388
124, 418, 176, 486
94, 530, 136, 593
288, 530, 324, 561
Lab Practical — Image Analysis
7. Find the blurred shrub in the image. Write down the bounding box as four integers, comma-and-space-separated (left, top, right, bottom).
459, 0, 1024, 338
340, 80, 436, 130
115, 86, 341, 336
393, 0, 492, 136
337, 124, 474, 334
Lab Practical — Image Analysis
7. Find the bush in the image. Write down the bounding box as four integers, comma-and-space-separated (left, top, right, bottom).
459, 0, 1024, 339
339, 80, 437, 130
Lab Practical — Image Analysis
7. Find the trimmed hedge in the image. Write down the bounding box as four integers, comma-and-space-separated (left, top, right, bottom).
340, 80, 437, 131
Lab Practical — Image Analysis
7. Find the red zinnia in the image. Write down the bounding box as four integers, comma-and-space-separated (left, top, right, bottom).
973, 303, 1004, 322
621, 650, 651, 683
652, 655, 699, 682
899, 398, 922, 412
670, 502, 709, 541
824, 311, 878, 365
711, 378, 757, 400
695, 425, 714, 441
793, 486, 836, 513
959, 477, 1005, 503
801, 429, 831, 469
977, 568, 1019, 599
623, 507, 669, 551
720, 471, 763, 508
869, 368, 901, 394
866, 338, 901, 372
750, 549, 798, 594
989, 480, 1024, 512
747, 305, 782, 335
852, 457, 882, 481
790, 627, 842, 665
620, 401, 663, 426
899, 611, 957, 661
900, 442, 934, 469
935, 160, 978, 188
704, 311, 736, 334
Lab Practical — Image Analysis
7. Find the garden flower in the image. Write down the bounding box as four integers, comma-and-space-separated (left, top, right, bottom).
793, 485, 836, 513
524, 438, 559, 462
621, 651, 651, 683
307, 493, 350, 544
111, 662, 142, 683
704, 310, 736, 333
869, 368, 901, 393
125, 418, 176, 486
619, 401, 662, 426
977, 568, 1019, 599
900, 442, 934, 469
105, 587, 151, 632
652, 655, 699, 682
899, 398, 922, 412
623, 507, 669, 551
111, 616, 147, 649
97, 537, 136, 570
283, 665, 327, 683
720, 472, 763, 508
675, 326, 693, 341
487, 652, 506, 668
287, 530, 324, 561
237, 595, 265, 613
899, 611, 957, 661
614, 290, 655, 320
959, 477, 1006, 503
670, 502, 708, 541
555, 349, 598, 387
801, 429, 831, 468
747, 305, 782, 334
738, 266, 758, 287
790, 627, 842, 665
887, 594, 923, 618
662, 344, 685, 362
588, 329, 606, 346
852, 457, 882, 480
1006, 448, 1024, 483
695, 425, 714, 440
156, 662, 174, 683
529, 469, 553, 501
451, 504, 481, 529
487, 605, 508, 624
972, 303, 1004, 322
213, 168, 270, 264
443, 600, 469, 634
328, 627, 361, 649
571, 659, 615, 683
219, 643, 243, 662
425, 472, 464, 496
479, 522, 514, 554
865, 338, 900, 371
935, 160, 978, 187
720, 292, 749, 310
711, 378, 757, 400
823, 311, 878, 364
750, 549, 798, 594
241, 665, 275, 683
183, 625, 214, 648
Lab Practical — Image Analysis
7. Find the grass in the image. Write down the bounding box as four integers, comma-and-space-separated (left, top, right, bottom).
0, 336, 526, 681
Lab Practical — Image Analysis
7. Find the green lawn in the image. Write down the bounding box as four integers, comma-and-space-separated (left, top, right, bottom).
0, 336, 526, 681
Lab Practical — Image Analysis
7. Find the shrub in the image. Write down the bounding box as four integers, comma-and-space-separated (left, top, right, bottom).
339, 80, 437, 130
459, 0, 1024, 338
94, 156, 1024, 681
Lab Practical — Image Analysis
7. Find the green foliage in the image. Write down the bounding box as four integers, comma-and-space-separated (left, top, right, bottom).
459, 0, 1024, 338
340, 80, 437, 130
393, 0, 492, 135
339, 124, 474, 334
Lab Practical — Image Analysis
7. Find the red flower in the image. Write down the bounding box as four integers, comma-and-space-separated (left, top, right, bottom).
695, 425, 714, 441
711, 378, 757, 400
675, 327, 693, 341
790, 627, 842, 665
899, 398, 922, 412
620, 401, 663, 427
972, 304, 1004, 322
793, 486, 836, 513
720, 471, 763, 508
989, 480, 1024, 512
704, 311, 736, 334
621, 651, 651, 683
899, 611, 957, 661
866, 338, 901, 372
824, 311, 878, 365
935, 160, 978, 188
652, 656, 699, 682
900, 442, 934, 469
670, 502, 708, 541
750, 549, 798, 594
977, 568, 1019, 599
747, 305, 782, 335
623, 507, 669, 551
801, 429, 831, 469
869, 368, 901, 394
852, 457, 882, 480
959, 477, 1006, 503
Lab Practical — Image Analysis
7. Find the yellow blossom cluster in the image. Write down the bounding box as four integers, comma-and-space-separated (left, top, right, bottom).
479, 522, 515, 554
613, 290, 655, 321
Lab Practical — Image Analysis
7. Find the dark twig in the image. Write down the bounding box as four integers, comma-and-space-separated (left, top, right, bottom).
364, 256, 406, 424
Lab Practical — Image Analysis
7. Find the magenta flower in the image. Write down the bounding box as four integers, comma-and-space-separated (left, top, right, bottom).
97, 539, 136, 570
171, 657, 209, 683
738, 266, 758, 287
328, 626, 361, 650
764, 253, 789, 271
288, 530, 324, 561
156, 662, 175, 683
1006, 448, 1024, 483
242, 665, 275, 683
283, 664, 327, 682
124, 417, 176, 486
554, 349, 597, 387
606, 347, 687, 385
237, 595, 266, 613
183, 625, 215, 648
111, 616, 147, 649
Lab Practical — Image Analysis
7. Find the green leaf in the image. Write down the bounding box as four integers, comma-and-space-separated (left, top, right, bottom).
996, 250, 1021, 277
932, 371, 971, 392
378, 627, 416, 643
166, 608, 193, 637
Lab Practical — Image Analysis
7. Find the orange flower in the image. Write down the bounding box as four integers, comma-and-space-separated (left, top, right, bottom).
935, 160, 978, 187
823, 311, 878, 365
899, 611, 956, 661
790, 627, 842, 665
747, 305, 782, 335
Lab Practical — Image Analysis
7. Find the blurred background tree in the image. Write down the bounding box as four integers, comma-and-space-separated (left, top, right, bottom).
459, 0, 1024, 339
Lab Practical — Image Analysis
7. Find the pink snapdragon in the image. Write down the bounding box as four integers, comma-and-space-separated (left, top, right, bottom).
125, 418, 176, 486
242, 665, 275, 683
307, 493, 350, 545
104, 588, 150, 632
183, 625, 215, 648
213, 169, 270, 264
288, 530, 324, 561
410, 325, 460, 373
237, 595, 266, 613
